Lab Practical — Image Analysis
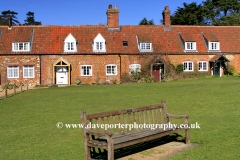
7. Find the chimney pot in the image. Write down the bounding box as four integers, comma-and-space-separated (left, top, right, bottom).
165, 6, 169, 10
114, 6, 117, 9
109, 5, 112, 9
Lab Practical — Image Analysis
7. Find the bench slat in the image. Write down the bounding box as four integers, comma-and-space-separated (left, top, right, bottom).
155, 109, 159, 124
107, 116, 112, 132
123, 113, 128, 132
95, 118, 100, 132
86, 104, 163, 119
118, 114, 123, 133
112, 116, 118, 134
152, 109, 155, 124
147, 110, 151, 124
138, 112, 142, 124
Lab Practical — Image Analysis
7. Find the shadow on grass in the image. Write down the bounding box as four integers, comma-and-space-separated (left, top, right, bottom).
89, 134, 185, 159
0, 91, 25, 100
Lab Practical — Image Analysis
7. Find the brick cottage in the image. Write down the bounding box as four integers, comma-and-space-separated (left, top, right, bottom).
0, 5, 239, 87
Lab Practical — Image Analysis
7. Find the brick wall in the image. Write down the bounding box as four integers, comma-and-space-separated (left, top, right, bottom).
0, 55, 40, 86
1, 53, 240, 87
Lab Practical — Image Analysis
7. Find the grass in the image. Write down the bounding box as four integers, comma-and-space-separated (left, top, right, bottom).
0, 77, 240, 159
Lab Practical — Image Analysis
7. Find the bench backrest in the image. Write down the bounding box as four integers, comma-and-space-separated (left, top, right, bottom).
80, 100, 169, 135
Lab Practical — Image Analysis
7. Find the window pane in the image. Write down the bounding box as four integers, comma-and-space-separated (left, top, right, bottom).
184, 63, 187, 70
203, 62, 207, 70
100, 42, 103, 50
107, 66, 111, 74
189, 62, 192, 70
187, 43, 190, 49
19, 43, 23, 50
24, 43, 29, 51
14, 43, 18, 50
96, 42, 99, 50
24, 68, 28, 77
112, 66, 116, 74
199, 62, 202, 70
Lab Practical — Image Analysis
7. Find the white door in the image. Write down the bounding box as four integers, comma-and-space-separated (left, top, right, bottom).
56, 67, 68, 84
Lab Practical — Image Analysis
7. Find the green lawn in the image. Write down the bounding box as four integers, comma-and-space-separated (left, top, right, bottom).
0, 77, 240, 159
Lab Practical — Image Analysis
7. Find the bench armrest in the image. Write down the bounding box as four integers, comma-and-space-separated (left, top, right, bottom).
167, 113, 189, 124
85, 129, 113, 137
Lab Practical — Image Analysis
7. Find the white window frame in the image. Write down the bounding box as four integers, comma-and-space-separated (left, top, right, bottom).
139, 42, 152, 52
7, 66, 19, 78
129, 64, 141, 75
185, 42, 196, 51
93, 33, 106, 52
208, 42, 220, 50
12, 42, 30, 52
64, 34, 77, 52
106, 64, 117, 76
183, 61, 193, 71
23, 65, 35, 78
198, 61, 208, 71
81, 65, 92, 76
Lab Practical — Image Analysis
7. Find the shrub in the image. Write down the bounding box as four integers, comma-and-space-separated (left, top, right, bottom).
175, 64, 183, 73
112, 79, 117, 84
2, 84, 18, 90
75, 78, 81, 85
102, 81, 109, 85
49, 84, 58, 87
227, 65, 236, 76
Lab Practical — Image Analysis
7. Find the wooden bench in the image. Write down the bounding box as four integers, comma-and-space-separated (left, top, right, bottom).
80, 100, 190, 160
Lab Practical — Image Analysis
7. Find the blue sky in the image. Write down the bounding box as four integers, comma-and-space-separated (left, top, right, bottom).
2, 0, 203, 25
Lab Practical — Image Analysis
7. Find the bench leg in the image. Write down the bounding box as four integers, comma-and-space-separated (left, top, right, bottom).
185, 128, 190, 144
84, 145, 91, 160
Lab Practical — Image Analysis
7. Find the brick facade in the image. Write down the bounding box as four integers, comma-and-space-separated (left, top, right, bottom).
0, 55, 40, 86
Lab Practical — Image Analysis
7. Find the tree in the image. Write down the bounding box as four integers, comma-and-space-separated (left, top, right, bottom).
139, 18, 155, 25
213, 12, 240, 25
171, 2, 207, 25
24, 12, 41, 25
0, 10, 20, 25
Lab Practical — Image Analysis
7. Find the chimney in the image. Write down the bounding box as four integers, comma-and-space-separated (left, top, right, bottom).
162, 6, 171, 30
8, 17, 12, 28
106, 5, 119, 28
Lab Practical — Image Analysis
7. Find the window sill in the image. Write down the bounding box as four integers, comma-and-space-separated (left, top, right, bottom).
7, 77, 19, 79
81, 75, 92, 77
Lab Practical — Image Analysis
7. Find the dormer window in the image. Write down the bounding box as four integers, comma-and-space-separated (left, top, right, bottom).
93, 33, 106, 52
64, 33, 77, 52
209, 42, 220, 50
140, 43, 151, 50
138, 42, 152, 52
185, 42, 196, 51
12, 42, 30, 51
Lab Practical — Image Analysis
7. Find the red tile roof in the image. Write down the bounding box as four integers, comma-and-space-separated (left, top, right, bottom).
1, 25, 240, 55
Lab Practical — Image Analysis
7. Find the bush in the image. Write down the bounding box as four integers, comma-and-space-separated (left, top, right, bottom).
49, 84, 58, 87
112, 79, 117, 84
75, 78, 81, 85
102, 81, 109, 85
2, 84, 18, 90
227, 65, 236, 76
175, 64, 183, 73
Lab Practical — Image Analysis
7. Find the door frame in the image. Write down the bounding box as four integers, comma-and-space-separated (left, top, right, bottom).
53, 58, 71, 85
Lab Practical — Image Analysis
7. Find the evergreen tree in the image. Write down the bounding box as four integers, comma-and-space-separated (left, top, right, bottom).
139, 18, 155, 25
213, 12, 240, 25
24, 12, 41, 25
171, 2, 207, 25
0, 10, 20, 25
